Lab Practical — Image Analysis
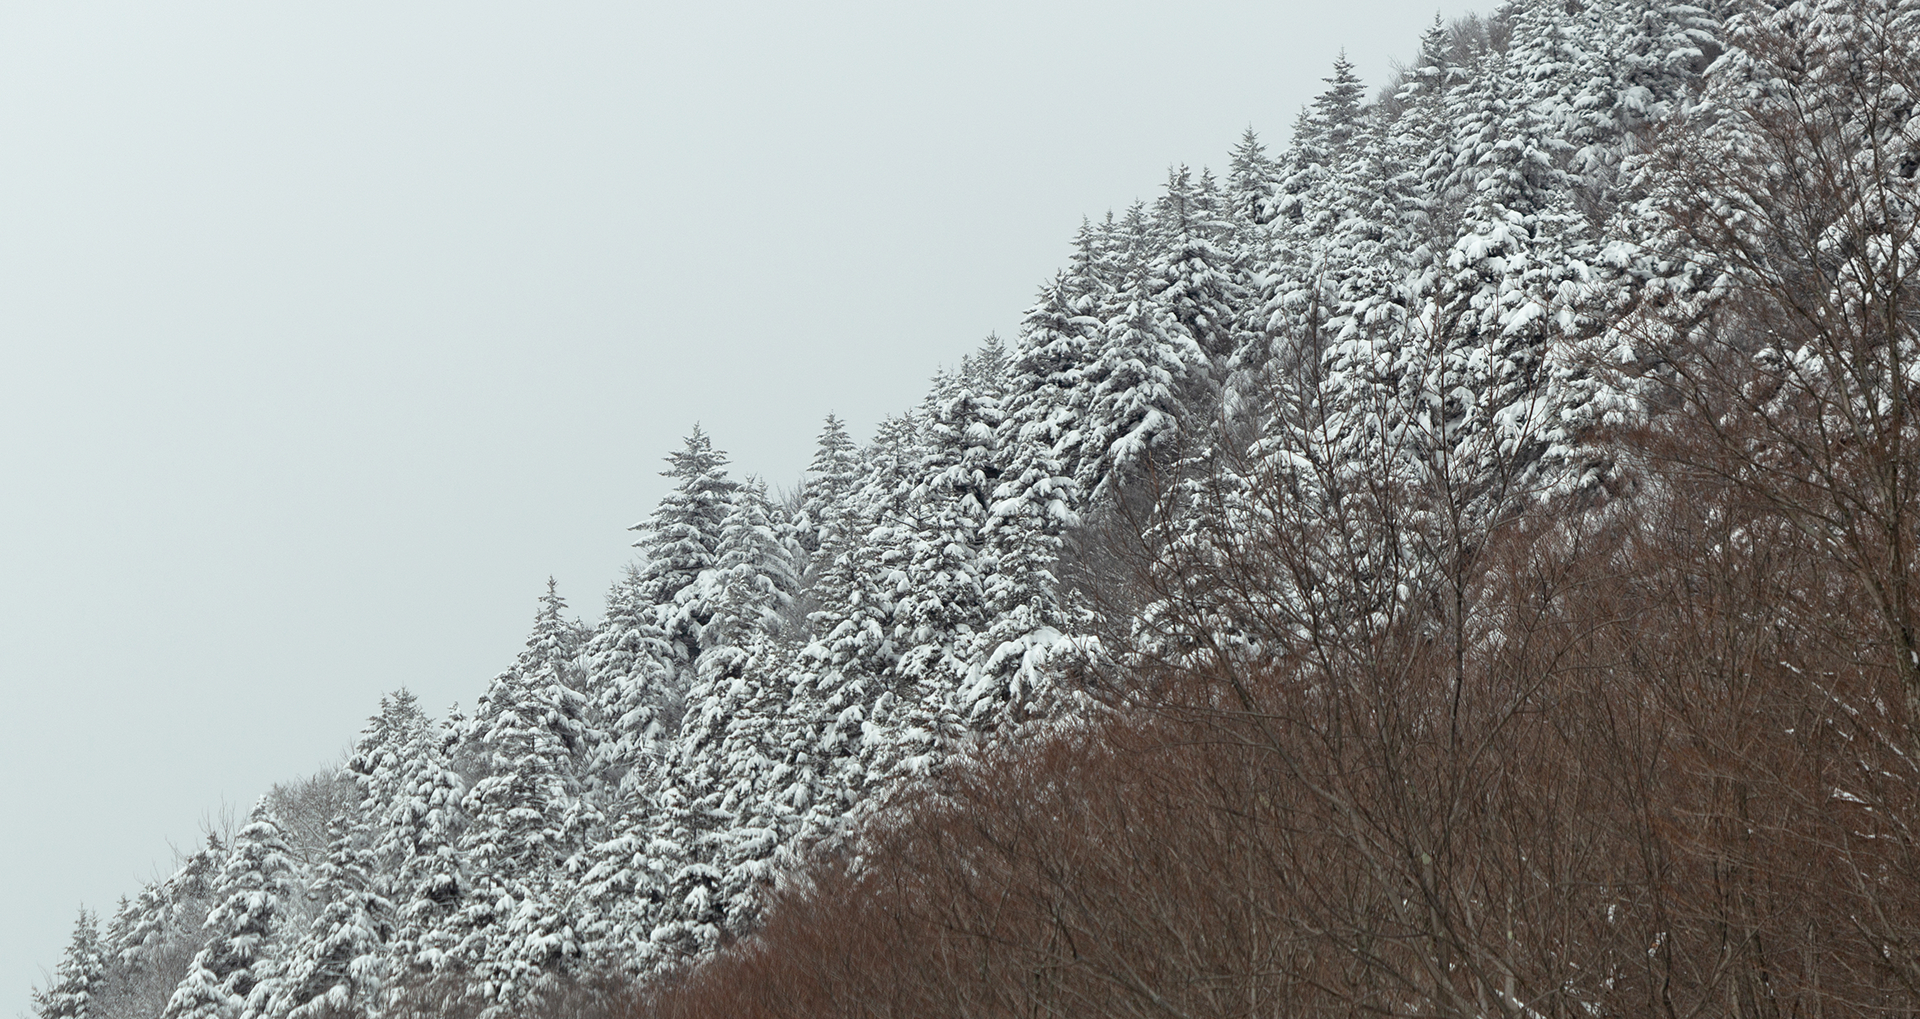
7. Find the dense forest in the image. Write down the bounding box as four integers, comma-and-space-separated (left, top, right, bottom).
31, 0, 1920, 1014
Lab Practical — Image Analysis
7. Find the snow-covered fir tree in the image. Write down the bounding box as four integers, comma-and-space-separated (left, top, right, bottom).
698, 477, 801, 654
467, 579, 595, 787
582, 564, 675, 802
347, 707, 465, 994
102, 835, 226, 1019
161, 802, 295, 1019
632, 427, 741, 689
796, 415, 862, 561
34, 911, 106, 1019
262, 816, 391, 1019
446, 665, 583, 1012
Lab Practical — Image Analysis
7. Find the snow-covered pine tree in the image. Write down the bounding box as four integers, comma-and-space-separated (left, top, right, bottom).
445, 691, 580, 1015
1263, 56, 1387, 390
351, 689, 426, 771
645, 479, 807, 941
999, 250, 1106, 500
96, 897, 142, 1019
452, 582, 602, 975
796, 414, 862, 563
632, 427, 741, 688
802, 412, 919, 677
1277, 52, 1370, 238
263, 815, 391, 1019
890, 367, 1000, 692
1223, 131, 1285, 414
162, 802, 296, 1019
1421, 0, 1593, 506
701, 663, 804, 939
583, 564, 675, 804
1268, 53, 1372, 292
698, 477, 801, 655
960, 334, 1012, 399
1228, 127, 1280, 228
1088, 202, 1155, 300
1151, 166, 1249, 410
568, 799, 666, 981
1079, 266, 1205, 500
857, 362, 1005, 783
969, 383, 1085, 726
655, 637, 797, 948
632, 781, 726, 970
103, 835, 226, 1017
33, 911, 105, 1019
483, 579, 595, 784
655, 474, 810, 941
344, 690, 428, 857
1568, 0, 1719, 209
777, 412, 931, 851
376, 713, 467, 989
1385, 16, 1473, 264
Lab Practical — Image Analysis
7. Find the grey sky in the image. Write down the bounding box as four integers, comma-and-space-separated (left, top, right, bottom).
0, 1, 1460, 1007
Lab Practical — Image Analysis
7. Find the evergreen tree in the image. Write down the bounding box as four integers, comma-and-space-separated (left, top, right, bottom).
804, 412, 920, 671
1273, 53, 1371, 243
1227, 127, 1279, 227
376, 715, 467, 985
969, 385, 1085, 725
265, 816, 391, 1019
633, 427, 741, 684
446, 705, 580, 1014
699, 478, 802, 651
1569, 0, 1719, 205
569, 803, 667, 979
1151, 166, 1248, 389
350, 689, 426, 771
959, 334, 1012, 399
1386, 16, 1472, 262
459, 579, 596, 878
1263, 55, 1391, 388
1080, 275, 1205, 498
849, 362, 1007, 780
33, 910, 105, 1019
108, 836, 225, 988
461, 671, 572, 883
1001, 267, 1104, 498
777, 413, 932, 848
583, 564, 675, 802
162, 802, 296, 1019
890, 368, 1001, 690
664, 640, 800, 944
510, 579, 594, 772
796, 414, 863, 558
1087, 203, 1156, 304
1424, 10, 1594, 503
345, 689, 428, 862
635, 781, 727, 969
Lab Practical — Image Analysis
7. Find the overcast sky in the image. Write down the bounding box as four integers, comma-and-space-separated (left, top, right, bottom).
0, 1, 1463, 1008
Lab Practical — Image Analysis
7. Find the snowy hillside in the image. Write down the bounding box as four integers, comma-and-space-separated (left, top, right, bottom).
33, 0, 1920, 1015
